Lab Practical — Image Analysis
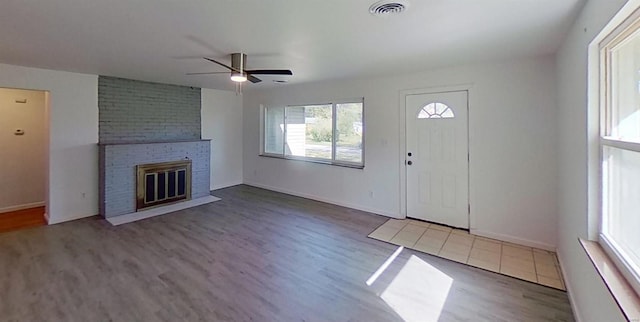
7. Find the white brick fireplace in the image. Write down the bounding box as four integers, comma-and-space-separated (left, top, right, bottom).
99, 140, 211, 218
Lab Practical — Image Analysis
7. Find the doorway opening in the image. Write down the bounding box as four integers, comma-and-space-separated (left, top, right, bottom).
0, 87, 49, 232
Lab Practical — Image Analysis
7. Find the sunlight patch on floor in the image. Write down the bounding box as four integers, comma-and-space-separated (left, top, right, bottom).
379, 255, 453, 322
366, 246, 404, 286
368, 218, 566, 290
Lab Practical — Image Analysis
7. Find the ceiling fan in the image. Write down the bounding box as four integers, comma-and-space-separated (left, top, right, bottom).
187, 53, 293, 84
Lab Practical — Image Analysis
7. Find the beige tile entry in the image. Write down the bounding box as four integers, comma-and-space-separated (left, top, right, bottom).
368, 219, 566, 291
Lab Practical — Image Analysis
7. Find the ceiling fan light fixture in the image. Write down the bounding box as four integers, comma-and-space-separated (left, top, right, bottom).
230, 72, 247, 82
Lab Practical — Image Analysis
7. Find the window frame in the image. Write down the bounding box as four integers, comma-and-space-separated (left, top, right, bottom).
260, 98, 365, 169
598, 12, 640, 297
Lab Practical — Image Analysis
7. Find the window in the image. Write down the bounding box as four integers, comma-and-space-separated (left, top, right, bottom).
417, 102, 454, 119
599, 17, 640, 295
264, 106, 285, 155
262, 99, 364, 168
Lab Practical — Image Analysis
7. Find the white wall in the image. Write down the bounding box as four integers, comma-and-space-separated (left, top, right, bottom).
0, 63, 99, 224
0, 88, 46, 212
201, 88, 243, 190
243, 55, 559, 249
556, 0, 628, 321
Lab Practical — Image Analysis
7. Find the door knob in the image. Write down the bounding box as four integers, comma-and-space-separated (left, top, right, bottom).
407, 161, 413, 165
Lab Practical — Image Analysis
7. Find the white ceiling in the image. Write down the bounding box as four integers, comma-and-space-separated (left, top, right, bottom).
0, 0, 584, 91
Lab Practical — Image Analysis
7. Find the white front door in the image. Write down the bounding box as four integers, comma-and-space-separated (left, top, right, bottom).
405, 90, 469, 228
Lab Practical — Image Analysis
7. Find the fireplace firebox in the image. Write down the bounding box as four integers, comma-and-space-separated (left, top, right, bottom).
136, 160, 192, 211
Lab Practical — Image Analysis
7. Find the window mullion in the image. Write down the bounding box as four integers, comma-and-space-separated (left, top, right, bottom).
283, 107, 288, 158
331, 103, 337, 162
601, 137, 640, 153
602, 48, 611, 137
262, 106, 266, 155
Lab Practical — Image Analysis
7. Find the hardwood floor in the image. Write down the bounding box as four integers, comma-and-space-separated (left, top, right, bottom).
0, 186, 574, 321
0, 206, 46, 233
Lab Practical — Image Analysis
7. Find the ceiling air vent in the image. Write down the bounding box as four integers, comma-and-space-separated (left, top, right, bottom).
369, 0, 409, 16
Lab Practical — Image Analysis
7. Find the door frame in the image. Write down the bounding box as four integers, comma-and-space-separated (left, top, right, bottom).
398, 83, 474, 228
0, 87, 50, 223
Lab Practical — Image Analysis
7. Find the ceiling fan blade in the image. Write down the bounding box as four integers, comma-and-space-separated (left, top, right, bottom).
186, 71, 230, 75
247, 74, 262, 83
198, 55, 283, 83
245, 69, 293, 75
203, 57, 239, 72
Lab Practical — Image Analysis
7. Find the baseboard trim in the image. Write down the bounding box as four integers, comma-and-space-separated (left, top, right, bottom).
47, 212, 98, 225
0, 201, 45, 214
243, 181, 401, 219
211, 181, 243, 191
557, 249, 584, 322
470, 228, 556, 251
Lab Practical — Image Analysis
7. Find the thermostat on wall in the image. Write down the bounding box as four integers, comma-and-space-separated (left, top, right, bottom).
14, 129, 24, 135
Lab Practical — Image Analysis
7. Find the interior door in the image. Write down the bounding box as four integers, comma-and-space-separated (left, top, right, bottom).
405, 90, 469, 228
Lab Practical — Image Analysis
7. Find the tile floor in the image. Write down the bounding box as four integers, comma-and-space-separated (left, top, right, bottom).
368, 218, 566, 290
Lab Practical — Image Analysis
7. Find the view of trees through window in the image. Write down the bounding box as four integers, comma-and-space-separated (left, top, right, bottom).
264, 101, 364, 167
301, 104, 332, 159
335, 103, 363, 163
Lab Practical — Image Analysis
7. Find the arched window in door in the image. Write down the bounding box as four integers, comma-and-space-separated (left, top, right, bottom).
417, 102, 454, 119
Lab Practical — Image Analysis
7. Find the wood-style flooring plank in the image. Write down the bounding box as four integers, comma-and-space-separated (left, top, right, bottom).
0, 186, 574, 321
0, 206, 46, 233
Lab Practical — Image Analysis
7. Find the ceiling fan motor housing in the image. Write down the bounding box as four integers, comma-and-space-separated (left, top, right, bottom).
231, 53, 247, 72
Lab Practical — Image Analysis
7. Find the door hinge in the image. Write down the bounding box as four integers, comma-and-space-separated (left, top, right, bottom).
468, 204, 471, 214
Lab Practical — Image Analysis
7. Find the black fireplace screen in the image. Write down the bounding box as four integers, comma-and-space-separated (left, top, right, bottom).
136, 160, 191, 211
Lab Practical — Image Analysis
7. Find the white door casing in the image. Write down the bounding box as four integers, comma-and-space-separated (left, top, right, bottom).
405, 90, 469, 228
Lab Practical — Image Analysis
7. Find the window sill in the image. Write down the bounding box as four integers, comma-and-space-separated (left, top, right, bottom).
259, 154, 364, 169
580, 239, 640, 321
